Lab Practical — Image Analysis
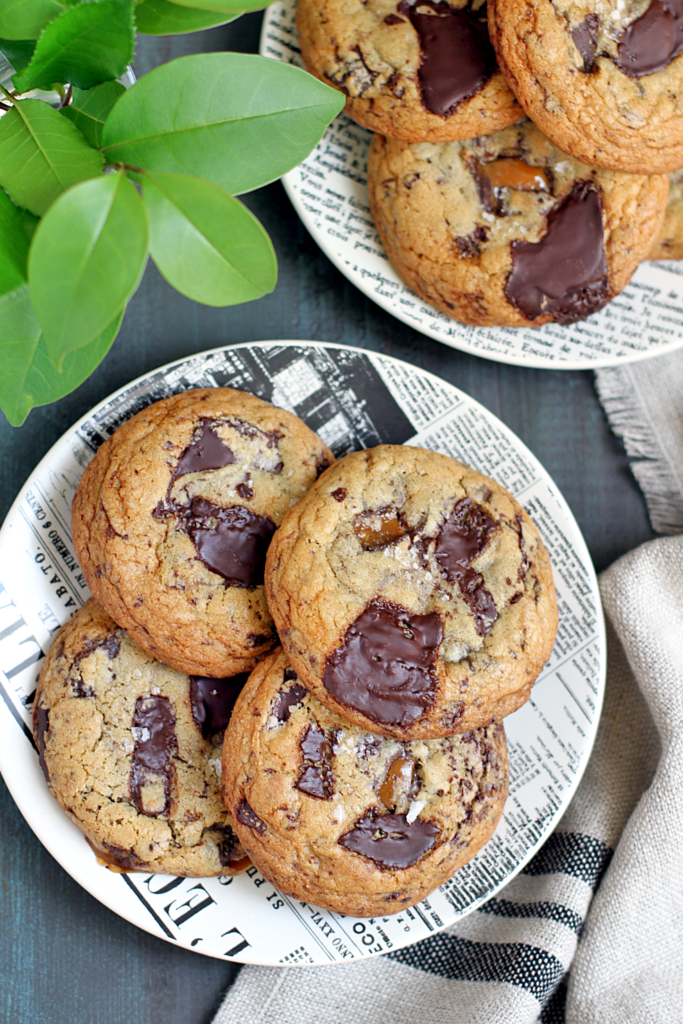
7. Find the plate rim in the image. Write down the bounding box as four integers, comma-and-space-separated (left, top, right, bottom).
261, 4, 683, 372
0, 339, 607, 964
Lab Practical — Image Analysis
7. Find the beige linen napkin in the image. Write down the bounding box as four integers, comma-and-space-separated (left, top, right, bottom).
212, 357, 682, 1024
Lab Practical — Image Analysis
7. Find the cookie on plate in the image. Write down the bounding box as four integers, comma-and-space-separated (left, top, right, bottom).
72, 388, 333, 677
33, 599, 250, 876
265, 445, 558, 740
367, 120, 668, 326
489, 0, 683, 173
649, 168, 683, 260
296, 0, 522, 142
223, 648, 508, 916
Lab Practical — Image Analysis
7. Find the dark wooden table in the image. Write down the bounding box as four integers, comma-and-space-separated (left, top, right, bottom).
0, 18, 655, 1024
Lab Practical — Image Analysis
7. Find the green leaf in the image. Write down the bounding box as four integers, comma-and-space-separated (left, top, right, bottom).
0, 285, 122, 426
135, 0, 243, 34
142, 170, 276, 306
13, 0, 135, 94
0, 187, 30, 295
0, 0, 67, 41
101, 53, 345, 195
28, 171, 148, 368
0, 38, 36, 73
165, 0, 265, 12
61, 80, 125, 149
0, 99, 104, 216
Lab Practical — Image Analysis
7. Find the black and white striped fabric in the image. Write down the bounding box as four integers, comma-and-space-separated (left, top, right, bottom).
216, 355, 683, 1024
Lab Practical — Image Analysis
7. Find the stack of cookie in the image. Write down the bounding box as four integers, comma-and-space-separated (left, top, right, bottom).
296, 0, 683, 327
34, 388, 558, 916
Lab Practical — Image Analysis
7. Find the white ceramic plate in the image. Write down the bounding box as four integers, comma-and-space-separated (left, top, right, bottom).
0, 341, 605, 964
261, 2, 683, 370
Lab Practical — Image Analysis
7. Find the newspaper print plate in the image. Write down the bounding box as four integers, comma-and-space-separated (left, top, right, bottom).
0, 342, 605, 965
261, 1, 683, 370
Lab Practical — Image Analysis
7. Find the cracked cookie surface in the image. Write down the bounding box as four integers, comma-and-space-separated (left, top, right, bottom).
33, 599, 250, 876
296, 0, 522, 141
265, 445, 558, 739
489, 0, 683, 172
222, 648, 508, 916
72, 388, 333, 677
649, 168, 683, 259
367, 120, 667, 326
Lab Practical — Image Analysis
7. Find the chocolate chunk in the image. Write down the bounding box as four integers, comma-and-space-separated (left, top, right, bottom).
505, 181, 609, 325
339, 811, 440, 868
35, 705, 50, 782
616, 0, 683, 77
572, 13, 600, 72
189, 674, 249, 738
435, 498, 499, 636
173, 419, 236, 480
435, 497, 497, 565
384, 12, 405, 23
209, 824, 245, 866
184, 497, 276, 587
397, 0, 497, 116
236, 799, 267, 835
129, 695, 177, 816
272, 681, 307, 723
331, 488, 347, 502
515, 514, 531, 581
296, 725, 334, 799
316, 454, 330, 477
324, 599, 443, 726
236, 480, 254, 500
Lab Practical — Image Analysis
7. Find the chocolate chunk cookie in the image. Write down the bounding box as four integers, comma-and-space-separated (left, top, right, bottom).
649, 168, 683, 259
265, 445, 558, 740
296, 0, 522, 141
367, 120, 668, 326
489, 0, 683, 173
222, 648, 508, 916
72, 388, 333, 677
33, 599, 250, 876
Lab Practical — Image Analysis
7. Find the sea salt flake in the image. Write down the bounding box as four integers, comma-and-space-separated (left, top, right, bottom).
406, 799, 425, 824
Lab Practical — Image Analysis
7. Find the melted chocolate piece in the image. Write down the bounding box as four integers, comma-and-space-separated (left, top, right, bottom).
236, 799, 267, 835
236, 481, 254, 500
436, 497, 497, 567
572, 13, 600, 71
324, 599, 443, 726
35, 705, 50, 782
209, 824, 245, 866
272, 680, 307, 722
184, 497, 275, 587
189, 674, 248, 738
296, 725, 334, 799
331, 487, 347, 502
173, 419, 236, 480
339, 811, 440, 868
616, 0, 683, 77
397, 0, 497, 116
129, 696, 177, 816
505, 181, 609, 325
316, 454, 330, 477
435, 497, 499, 636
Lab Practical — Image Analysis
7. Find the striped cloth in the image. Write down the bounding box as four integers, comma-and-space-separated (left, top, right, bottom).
214, 359, 683, 1024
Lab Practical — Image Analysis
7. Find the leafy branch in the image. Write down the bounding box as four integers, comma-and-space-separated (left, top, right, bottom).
0, 0, 345, 425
